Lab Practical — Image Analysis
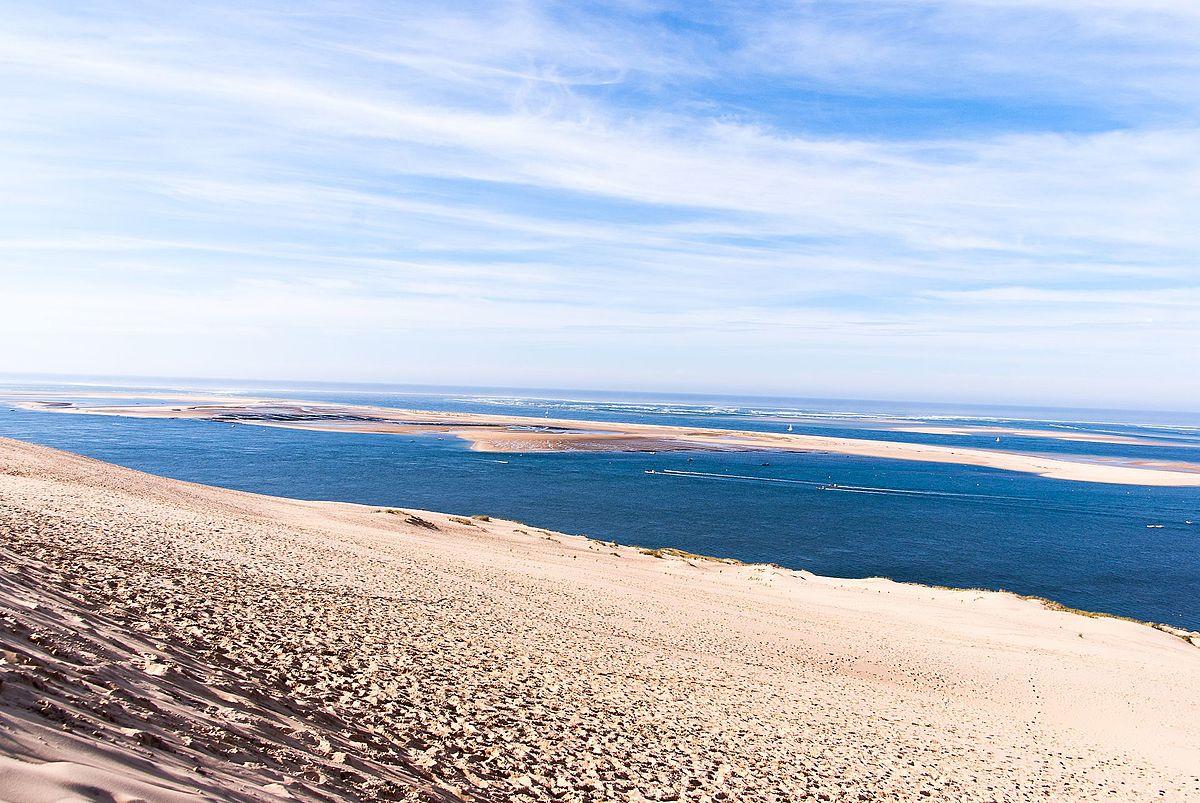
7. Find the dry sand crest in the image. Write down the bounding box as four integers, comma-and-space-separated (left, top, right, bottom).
0, 438, 1198, 801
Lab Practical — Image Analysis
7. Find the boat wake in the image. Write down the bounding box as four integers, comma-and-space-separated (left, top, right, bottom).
645, 469, 1018, 501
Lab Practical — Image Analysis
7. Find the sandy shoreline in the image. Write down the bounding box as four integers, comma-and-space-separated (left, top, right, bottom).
1, 437, 1198, 801
893, 424, 1193, 447
12, 396, 1200, 486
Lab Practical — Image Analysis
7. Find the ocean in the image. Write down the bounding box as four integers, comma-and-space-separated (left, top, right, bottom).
2, 377, 1198, 630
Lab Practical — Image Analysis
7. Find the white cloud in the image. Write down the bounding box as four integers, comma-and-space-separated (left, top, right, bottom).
925, 287, 1200, 306
0, 1, 1197, 406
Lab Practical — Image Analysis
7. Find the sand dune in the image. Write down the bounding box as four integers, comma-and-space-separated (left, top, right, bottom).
1, 438, 1198, 801
14, 397, 1200, 486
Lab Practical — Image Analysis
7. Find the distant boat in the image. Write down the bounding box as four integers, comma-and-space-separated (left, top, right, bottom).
787, 425, 793, 432
995, 436, 1000, 442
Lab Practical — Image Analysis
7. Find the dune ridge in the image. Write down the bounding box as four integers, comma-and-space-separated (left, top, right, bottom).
1, 437, 1198, 801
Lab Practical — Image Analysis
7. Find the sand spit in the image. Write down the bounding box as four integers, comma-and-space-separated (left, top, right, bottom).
1, 391, 271, 405
1, 438, 1198, 801
14, 397, 1200, 486
893, 425, 1191, 447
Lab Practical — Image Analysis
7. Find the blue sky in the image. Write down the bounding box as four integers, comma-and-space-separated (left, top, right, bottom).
1, 1, 1197, 408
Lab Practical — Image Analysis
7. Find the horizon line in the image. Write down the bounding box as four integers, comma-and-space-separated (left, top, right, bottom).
2, 370, 1198, 419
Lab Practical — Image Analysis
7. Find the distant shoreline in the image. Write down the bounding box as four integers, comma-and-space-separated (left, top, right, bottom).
11, 392, 1200, 486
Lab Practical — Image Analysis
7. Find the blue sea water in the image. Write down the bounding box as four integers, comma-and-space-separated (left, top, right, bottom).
1, 377, 1198, 630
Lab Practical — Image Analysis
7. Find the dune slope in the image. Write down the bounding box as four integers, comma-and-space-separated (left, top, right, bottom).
0, 438, 1197, 801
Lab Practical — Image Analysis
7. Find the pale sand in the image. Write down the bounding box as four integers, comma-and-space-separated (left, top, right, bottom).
0, 390, 271, 405
1, 438, 1198, 802
893, 425, 1192, 447
15, 397, 1200, 486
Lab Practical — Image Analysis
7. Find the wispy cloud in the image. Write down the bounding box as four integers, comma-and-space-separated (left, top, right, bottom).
0, 1, 1197, 406
925, 287, 1200, 306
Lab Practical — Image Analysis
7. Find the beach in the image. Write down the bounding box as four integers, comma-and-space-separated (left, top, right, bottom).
14, 396, 1200, 486
891, 425, 1187, 446
1, 437, 1198, 801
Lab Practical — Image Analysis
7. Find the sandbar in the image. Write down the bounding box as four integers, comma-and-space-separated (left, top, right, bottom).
894, 424, 1193, 447
11, 395, 1200, 486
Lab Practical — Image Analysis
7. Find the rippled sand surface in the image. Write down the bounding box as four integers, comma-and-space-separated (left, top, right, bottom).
1, 437, 1198, 801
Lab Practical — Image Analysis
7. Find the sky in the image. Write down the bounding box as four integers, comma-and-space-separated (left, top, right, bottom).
1, 1, 1197, 409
